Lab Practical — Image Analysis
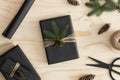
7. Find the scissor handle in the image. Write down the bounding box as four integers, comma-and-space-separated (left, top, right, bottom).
109, 57, 120, 80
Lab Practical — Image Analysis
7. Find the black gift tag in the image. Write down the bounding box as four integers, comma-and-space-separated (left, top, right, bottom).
40, 15, 79, 64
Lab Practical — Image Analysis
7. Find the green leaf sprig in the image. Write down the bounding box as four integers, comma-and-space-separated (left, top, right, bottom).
43, 21, 70, 47
86, 0, 120, 16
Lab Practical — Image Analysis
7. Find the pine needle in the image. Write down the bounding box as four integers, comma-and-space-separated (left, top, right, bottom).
85, 1, 101, 9
52, 21, 60, 36
88, 8, 102, 16
60, 25, 70, 39
101, 0, 116, 11
43, 30, 56, 40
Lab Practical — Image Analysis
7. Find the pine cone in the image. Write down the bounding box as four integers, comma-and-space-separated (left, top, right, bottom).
98, 23, 110, 35
79, 74, 95, 80
15, 70, 24, 78
67, 0, 80, 6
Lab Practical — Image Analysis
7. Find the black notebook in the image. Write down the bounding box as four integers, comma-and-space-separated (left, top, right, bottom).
40, 15, 79, 64
0, 45, 41, 80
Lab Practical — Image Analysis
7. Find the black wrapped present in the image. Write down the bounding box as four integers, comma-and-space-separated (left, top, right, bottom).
0, 45, 41, 80
39, 15, 79, 64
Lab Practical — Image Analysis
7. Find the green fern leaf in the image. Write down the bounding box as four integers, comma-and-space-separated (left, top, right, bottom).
43, 30, 56, 40
88, 8, 102, 16
52, 21, 60, 36
96, 9, 103, 16
86, 1, 101, 9
101, 1, 116, 12
86, 0, 119, 16
43, 21, 70, 47
60, 25, 70, 39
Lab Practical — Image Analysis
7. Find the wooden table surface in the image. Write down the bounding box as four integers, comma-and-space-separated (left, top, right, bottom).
0, 0, 120, 80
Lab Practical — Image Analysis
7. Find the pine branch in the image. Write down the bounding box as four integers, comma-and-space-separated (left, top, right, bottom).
101, 0, 116, 12
43, 21, 70, 47
43, 30, 56, 40
85, 1, 101, 9
88, 8, 102, 16
86, 0, 120, 16
96, 9, 103, 16
52, 21, 60, 36
60, 25, 70, 39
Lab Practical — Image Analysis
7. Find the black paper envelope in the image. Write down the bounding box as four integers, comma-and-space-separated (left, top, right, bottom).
40, 15, 79, 64
0, 45, 41, 80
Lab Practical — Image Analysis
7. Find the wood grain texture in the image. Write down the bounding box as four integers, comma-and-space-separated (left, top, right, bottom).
0, 0, 120, 80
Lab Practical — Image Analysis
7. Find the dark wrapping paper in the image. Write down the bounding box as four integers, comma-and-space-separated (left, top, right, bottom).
0, 45, 41, 80
40, 15, 79, 64
2, 0, 35, 39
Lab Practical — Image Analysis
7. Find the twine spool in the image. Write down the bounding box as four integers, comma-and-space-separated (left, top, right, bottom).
110, 30, 120, 51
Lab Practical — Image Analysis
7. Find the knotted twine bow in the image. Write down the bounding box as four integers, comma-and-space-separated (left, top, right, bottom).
10, 62, 20, 78
10, 62, 24, 78
0, 62, 21, 80
44, 33, 76, 47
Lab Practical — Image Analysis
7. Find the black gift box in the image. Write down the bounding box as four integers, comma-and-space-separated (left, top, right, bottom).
40, 15, 79, 64
2, 0, 35, 39
0, 45, 41, 80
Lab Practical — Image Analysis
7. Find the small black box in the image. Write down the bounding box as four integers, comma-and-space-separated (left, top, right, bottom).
39, 15, 79, 64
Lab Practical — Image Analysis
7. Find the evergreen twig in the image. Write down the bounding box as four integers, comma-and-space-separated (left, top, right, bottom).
43, 21, 70, 47
86, 0, 120, 16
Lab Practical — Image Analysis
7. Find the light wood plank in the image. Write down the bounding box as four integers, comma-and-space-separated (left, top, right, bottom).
0, 0, 120, 80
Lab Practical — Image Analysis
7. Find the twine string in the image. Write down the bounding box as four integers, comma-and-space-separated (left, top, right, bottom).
44, 33, 76, 47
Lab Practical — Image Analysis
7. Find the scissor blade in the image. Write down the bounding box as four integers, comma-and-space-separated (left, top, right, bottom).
86, 64, 108, 69
88, 56, 107, 65
112, 69, 120, 75
113, 64, 120, 67
86, 64, 101, 67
